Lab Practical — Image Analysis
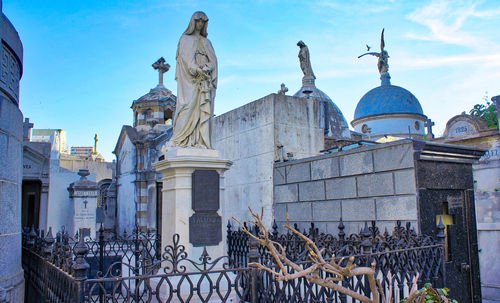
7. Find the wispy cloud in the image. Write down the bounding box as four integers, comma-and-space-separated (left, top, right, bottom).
316, 0, 393, 14
396, 52, 500, 69
406, 0, 500, 49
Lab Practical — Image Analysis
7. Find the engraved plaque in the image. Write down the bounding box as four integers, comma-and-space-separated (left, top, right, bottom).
447, 195, 463, 209
192, 170, 219, 212
189, 213, 222, 246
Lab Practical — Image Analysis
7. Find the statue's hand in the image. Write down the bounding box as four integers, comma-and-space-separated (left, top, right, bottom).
202, 65, 213, 74
188, 67, 198, 76
189, 67, 204, 77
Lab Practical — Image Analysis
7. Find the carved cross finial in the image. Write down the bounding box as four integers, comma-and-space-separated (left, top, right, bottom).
425, 118, 435, 139
23, 118, 34, 142
278, 83, 288, 95
152, 57, 170, 87
93, 133, 98, 154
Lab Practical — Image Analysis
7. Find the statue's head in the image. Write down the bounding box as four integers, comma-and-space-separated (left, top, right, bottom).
184, 11, 209, 37
297, 40, 306, 47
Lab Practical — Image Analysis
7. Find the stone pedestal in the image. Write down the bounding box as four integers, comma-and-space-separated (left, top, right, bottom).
68, 169, 99, 238
153, 148, 231, 263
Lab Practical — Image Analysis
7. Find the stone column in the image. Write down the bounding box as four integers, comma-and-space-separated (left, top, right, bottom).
0, 6, 25, 301
38, 183, 50, 231
68, 170, 99, 238
153, 148, 231, 262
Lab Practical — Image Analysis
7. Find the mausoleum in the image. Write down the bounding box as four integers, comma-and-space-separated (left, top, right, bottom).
293, 41, 350, 139
433, 109, 500, 301
113, 57, 176, 234
351, 73, 427, 140
351, 31, 428, 140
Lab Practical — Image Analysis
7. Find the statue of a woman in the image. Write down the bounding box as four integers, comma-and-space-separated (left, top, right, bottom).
170, 11, 217, 149
297, 41, 315, 79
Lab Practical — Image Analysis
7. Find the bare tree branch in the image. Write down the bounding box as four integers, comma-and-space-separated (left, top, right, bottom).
233, 208, 426, 303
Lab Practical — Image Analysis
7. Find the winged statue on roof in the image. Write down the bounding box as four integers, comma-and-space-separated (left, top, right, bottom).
358, 28, 389, 75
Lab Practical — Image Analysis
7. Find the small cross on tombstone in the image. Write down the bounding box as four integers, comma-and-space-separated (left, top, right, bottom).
152, 57, 170, 87
425, 118, 435, 139
23, 118, 34, 142
278, 83, 288, 95
83, 200, 88, 209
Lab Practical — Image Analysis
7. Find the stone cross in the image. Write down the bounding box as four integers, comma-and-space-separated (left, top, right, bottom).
424, 118, 435, 139
152, 57, 170, 87
94, 133, 98, 154
83, 200, 88, 209
278, 83, 288, 95
23, 118, 34, 142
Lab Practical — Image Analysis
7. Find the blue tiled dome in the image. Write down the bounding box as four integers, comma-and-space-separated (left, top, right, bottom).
354, 75, 423, 120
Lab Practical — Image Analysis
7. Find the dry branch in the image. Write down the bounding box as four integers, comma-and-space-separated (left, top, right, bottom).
232, 208, 424, 303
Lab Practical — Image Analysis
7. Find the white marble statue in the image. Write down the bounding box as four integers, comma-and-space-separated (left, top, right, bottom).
170, 11, 218, 149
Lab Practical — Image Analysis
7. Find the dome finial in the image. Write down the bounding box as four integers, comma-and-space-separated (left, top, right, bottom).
380, 73, 391, 86
358, 28, 390, 81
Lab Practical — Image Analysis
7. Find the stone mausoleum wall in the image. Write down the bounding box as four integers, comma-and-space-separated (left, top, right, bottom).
116, 136, 138, 234
274, 140, 418, 235
213, 93, 323, 228
0, 4, 25, 300
473, 137, 500, 302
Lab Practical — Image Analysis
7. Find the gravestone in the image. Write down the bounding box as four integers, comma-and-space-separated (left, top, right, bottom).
443, 113, 488, 138
153, 148, 231, 266
192, 170, 219, 212
68, 169, 99, 238
189, 212, 222, 246
190, 170, 222, 246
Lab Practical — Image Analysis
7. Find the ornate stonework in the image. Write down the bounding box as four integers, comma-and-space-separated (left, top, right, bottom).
442, 114, 489, 138
134, 87, 175, 104
1, 43, 21, 103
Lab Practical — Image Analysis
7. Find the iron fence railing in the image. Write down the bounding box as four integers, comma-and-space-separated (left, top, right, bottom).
227, 219, 442, 266
22, 219, 446, 303
227, 219, 446, 302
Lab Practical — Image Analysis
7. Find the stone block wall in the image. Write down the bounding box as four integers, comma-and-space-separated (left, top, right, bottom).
274, 141, 418, 235
214, 94, 323, 228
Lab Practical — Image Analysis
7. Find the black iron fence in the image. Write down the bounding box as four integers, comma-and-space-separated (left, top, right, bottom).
22, 227, 251, 303
227, 219, 446, 302
227, 220, 442, 265
22, 220, 446, 302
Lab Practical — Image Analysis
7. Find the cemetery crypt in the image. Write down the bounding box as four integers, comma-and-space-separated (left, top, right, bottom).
91, 13, 497, 302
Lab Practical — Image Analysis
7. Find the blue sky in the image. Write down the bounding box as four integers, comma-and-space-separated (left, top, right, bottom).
4, 0, 500, 161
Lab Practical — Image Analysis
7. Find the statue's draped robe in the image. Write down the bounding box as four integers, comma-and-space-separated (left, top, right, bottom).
171, 34, 217, 148
298, 46, 315, 79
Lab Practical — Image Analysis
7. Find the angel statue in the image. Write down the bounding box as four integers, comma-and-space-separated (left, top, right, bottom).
170, 11, 217, 149
358, 28, 389, 75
